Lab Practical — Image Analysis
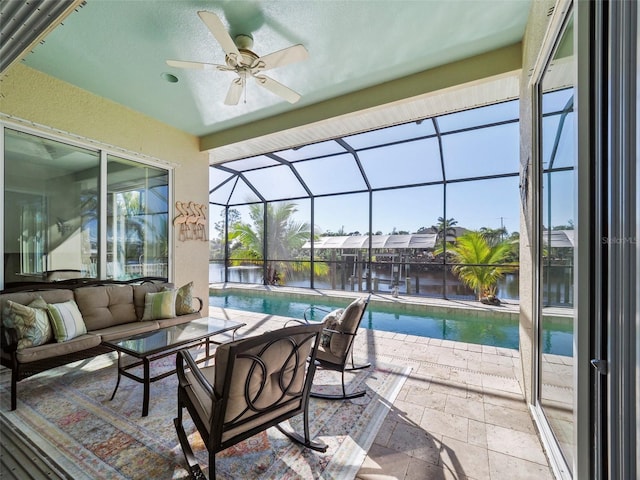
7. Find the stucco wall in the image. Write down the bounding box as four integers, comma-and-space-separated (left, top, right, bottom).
519, 0, 556, 403
0, 64, 210, 302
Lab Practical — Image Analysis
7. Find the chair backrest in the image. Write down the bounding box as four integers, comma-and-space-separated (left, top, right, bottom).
211, 323, 323, 444
328, 294, 370, 358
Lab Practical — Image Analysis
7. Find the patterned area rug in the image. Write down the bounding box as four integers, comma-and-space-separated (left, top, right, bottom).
0, 350, 409, 479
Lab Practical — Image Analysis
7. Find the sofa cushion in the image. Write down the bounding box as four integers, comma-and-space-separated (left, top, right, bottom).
15, 333, 102, 363
1, 290, 74, 327
142, 290, 177, 320
47, 300, 87, 342
4, 297, 53, 349
133, 282, 174, 320
74, 285, 137, 330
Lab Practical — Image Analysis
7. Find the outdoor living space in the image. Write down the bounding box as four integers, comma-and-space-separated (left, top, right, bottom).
1, 2, 593, 478
1, 285, 554, 479
207, 287, 554, 480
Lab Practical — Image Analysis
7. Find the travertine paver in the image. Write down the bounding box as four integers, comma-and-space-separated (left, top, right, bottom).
207, 304, 554, 480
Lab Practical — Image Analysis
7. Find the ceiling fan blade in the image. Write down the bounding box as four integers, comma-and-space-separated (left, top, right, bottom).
254, 74, 301, 104
166, 60, 228, 71
197, 11, 241, 64
225, 77, 245, 105
252, 44, 309, 72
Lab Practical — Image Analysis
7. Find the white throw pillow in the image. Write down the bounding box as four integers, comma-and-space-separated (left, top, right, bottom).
320, 308, 344, 347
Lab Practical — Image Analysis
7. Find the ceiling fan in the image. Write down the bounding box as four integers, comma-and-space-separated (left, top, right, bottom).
167, 11, 309, 105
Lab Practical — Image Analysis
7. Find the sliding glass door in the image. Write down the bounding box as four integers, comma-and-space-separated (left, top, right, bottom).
107, 156, 169, 280
2, 127, 170, 286
533, 4, 576, 478
3, 128, 99, 282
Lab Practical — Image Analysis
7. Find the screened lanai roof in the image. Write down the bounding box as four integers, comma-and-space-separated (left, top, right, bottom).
302, 233, 438, 250
209, 99, 521, 206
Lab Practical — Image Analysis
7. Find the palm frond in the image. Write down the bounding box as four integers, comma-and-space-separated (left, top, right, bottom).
444, 231, 517, 299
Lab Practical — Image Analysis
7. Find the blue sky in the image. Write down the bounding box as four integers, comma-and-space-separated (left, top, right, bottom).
209, 93, 575, 238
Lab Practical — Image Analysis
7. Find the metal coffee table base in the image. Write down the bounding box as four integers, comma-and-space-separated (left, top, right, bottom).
105, 317, 245, 416
109, 338, 212, 417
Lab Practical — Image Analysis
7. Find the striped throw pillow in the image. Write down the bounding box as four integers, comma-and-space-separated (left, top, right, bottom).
47, 300, 87, 342
142, 290, 177, 320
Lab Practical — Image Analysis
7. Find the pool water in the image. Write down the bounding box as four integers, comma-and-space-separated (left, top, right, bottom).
209, 292, 573, 356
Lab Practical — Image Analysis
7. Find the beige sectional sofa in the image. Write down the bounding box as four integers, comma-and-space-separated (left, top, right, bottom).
1, 280, 203, 410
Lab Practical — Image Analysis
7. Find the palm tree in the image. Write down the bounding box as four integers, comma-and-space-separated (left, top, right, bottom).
229, 201, 327, 285
436, 231, 516, 300
432, 216, 458, 247
479, 226, 508, 246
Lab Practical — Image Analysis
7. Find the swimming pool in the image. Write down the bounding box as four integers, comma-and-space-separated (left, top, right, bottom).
209, 291, 573, 356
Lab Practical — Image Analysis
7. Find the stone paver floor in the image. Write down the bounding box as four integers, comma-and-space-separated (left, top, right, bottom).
208, 304, 554, 480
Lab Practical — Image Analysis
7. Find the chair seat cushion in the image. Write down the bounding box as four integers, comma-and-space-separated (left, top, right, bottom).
315, 343, 343, 365
184, 363, 216, 431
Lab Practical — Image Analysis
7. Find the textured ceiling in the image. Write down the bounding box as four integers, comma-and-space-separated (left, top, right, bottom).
21, 0, 531, 153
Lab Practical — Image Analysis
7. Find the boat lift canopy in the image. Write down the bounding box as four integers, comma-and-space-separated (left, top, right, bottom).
542, 230, 574, 248
303, 234, 438, 250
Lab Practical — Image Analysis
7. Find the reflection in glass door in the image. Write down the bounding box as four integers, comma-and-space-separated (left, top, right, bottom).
537, 9, 576, 476
3, 129, 100, 283
107, 156, 169, 280
19, 196, 46, 274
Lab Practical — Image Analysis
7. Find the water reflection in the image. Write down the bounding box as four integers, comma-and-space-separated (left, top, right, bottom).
211, 262, 574, 306
209, 292, 572, 356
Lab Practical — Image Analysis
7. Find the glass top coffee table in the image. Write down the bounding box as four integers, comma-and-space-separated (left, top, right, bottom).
103, 316, 245, 416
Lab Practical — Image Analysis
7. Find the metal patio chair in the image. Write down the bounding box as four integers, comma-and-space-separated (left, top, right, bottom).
291, 294, 372, 400
174, 323, 326, 479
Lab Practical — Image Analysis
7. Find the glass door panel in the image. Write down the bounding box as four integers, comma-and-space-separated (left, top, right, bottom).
3, 129, 99, 284
538, 12, 576, 474
107, 156, 169, 280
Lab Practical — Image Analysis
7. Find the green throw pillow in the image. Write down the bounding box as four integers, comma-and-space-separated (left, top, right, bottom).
174, 282, 197, 315
47, 299, 87, 342
142, 290, 177, 320
5, 297, 53, 349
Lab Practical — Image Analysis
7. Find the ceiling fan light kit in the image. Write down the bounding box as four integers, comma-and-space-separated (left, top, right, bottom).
166, 11, 308, 106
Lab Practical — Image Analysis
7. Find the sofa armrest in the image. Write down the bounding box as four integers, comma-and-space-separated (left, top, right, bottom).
194, 296, 204, 313
1, 326, 19, 353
